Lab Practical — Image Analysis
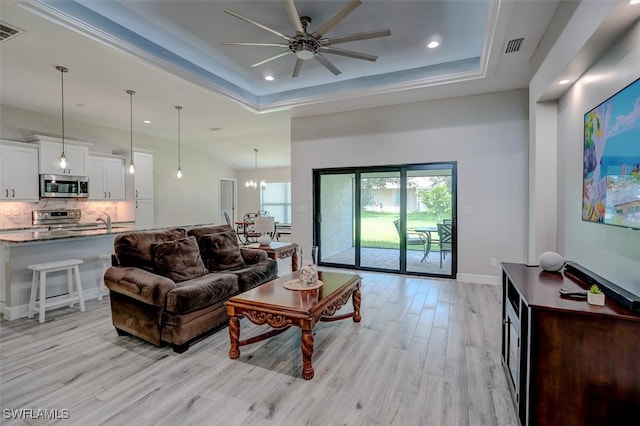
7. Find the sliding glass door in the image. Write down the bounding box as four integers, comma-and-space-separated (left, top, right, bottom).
315, 163, 456, 278
318, 172, 355, 267
405, 166, 455, 275
360, 170, 401, 271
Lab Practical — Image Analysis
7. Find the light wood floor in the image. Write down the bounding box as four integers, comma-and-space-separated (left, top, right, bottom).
0, 270, 518, 425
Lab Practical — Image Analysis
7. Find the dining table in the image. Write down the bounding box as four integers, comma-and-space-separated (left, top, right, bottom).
412, 226, 438, 261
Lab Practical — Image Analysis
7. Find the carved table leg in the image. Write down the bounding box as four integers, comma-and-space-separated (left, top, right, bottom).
352, 286, 362, 323
292, 248, 299, 272
301, 330, 314, 380
228, 316, 240, 359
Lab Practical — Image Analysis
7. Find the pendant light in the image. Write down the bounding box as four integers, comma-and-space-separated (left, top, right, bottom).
126, 90, 136, 174
56, 66, 69, 170
175, 105, 183, 179
245, 148, 266, 190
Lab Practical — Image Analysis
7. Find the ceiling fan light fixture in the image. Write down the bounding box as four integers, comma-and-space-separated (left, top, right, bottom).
296, 45, 314, 60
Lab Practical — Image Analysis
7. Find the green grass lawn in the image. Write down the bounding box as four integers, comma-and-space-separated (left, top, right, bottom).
360, 211, 442, 250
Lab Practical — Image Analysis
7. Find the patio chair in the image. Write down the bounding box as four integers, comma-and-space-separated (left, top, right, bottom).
393, 219, 429, 262
437, 223, 452, 268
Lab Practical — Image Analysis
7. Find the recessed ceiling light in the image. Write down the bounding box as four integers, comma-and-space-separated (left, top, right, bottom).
143, 120, 151, 124
559, 80, 571, 85
264, 75, 274, 81
427, 41, 440, 49
209, 127, 221, 132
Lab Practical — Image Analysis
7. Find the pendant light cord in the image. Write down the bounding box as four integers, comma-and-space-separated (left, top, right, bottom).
55, 66, 68, 156
60, 69, 65, 155
126, 90, 135, 173
177, 106, 181, 166
129, 91, 133, 158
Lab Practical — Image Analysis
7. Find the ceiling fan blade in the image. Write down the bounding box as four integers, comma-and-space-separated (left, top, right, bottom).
314, 53, 342, 76
222, 42, 289, 48
284, 0, 305, 35
311, 0, 361, 39
321, 46, 377, 62
224, 9, 292, 41
323, 29, 391, 45
251, 51, 292, 68
292, 58, 304, 78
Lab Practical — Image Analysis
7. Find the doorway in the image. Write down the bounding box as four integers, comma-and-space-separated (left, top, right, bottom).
314, 163, 456, 278
219, 178, 236, 226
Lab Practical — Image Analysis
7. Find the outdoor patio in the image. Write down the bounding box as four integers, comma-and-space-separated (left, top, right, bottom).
322, 246, 452, 275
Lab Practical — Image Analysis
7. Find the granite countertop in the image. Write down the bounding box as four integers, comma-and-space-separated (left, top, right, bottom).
0, 223, 217, 244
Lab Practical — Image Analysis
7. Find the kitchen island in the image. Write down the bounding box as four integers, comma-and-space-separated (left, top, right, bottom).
0, 223, 214, 320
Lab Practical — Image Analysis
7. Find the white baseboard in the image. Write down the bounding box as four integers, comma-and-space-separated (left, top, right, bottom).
456, 273, 501, 285
1, 288, 102, 321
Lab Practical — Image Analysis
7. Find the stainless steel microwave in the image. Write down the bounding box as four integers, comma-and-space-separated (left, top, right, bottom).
40, 174, 89, 198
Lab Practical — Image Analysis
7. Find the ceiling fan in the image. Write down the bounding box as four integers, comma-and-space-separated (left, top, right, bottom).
222, 0, 391, 77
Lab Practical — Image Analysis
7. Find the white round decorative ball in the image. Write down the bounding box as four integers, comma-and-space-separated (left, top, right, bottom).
539, 251, 565, 272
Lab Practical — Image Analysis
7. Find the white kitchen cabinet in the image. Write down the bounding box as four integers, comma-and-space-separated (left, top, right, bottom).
88, 154, 125, 200
114, 149, 154, 225
133, 151, 153, 200
133, 152, 153, 224
29, 137, 90, 176
135, 199, 154, 226
0, 141, 39, 201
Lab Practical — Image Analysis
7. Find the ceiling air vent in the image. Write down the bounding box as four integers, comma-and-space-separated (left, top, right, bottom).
504, 37, 526, 54
0, 21, 24, 42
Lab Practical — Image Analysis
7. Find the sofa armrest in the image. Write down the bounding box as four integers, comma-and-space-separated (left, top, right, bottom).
240, 248, 268, 264
104, 266, 176, 308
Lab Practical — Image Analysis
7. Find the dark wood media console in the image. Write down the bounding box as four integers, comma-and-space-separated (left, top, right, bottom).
501, 262, 640, 426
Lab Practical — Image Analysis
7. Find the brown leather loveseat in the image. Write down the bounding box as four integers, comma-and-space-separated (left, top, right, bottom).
104, 224, 277, 352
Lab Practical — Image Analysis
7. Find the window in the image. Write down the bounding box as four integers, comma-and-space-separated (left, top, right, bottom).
260, 182, 291, 224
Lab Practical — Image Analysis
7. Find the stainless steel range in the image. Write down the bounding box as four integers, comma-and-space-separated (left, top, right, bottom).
32, 209, 101, 231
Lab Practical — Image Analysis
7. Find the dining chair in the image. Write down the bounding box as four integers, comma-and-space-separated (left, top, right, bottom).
437, 223, 452, 268
241, 212, 260, 244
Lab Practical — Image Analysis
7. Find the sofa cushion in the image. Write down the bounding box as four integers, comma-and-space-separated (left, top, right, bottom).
187, 224, 235, 243
228, 259, 278, 292
165, 273, 239, 313
151, 236, 208, 283
114, 228, 187, 271
198, 232, 245, 271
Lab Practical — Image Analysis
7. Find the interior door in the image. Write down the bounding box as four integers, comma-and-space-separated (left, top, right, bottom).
219, 178, 235, 225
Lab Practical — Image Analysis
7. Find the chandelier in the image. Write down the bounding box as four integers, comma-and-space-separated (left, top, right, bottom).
245, 148, 266, 190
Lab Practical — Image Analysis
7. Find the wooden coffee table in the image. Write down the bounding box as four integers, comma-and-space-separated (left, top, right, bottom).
225, 270, 361, 380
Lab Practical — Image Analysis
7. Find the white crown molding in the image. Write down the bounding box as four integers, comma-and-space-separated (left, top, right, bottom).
21, 0, 502, 114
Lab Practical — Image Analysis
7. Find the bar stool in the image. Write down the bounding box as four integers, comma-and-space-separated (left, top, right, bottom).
97, 254, 111, 300
28, 259, 85, 323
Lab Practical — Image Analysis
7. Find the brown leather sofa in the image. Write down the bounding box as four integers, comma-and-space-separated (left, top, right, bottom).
104, 224, 277, 352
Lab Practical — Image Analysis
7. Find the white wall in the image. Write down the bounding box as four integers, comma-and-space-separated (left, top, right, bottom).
556, 21, 640, 295
291, 89, 529, 281
0, 105, 236, 226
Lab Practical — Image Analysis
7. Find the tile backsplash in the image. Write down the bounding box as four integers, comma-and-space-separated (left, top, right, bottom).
0, 200, 121, 229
